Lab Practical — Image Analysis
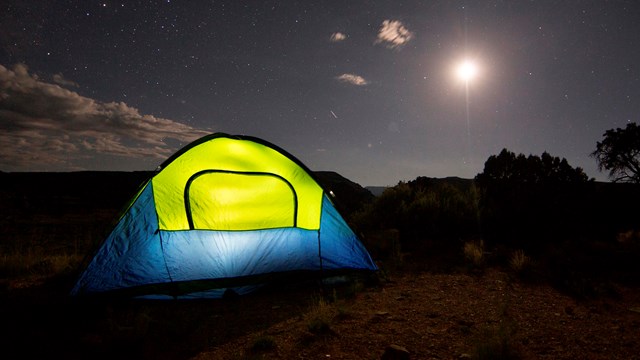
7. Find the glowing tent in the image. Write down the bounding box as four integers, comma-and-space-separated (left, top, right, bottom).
71, 133, 377, 298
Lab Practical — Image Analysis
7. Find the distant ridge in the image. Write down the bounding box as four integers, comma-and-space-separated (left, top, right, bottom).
365, 186, 388, 197
408, 176, 475, 190
0, 170, 374, 220
314, 171, 374, 217
366, 177, 475, 196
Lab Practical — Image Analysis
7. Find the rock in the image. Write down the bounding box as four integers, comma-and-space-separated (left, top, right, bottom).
222, 288, 239, 300
564, 306, 574, 316
381, 344, 410, 360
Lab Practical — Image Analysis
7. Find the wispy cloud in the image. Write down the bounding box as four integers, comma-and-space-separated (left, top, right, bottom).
0, 63, 210, 171
52, 73, 79, 88
335, 73, 368, 86
375, 20, 414, 49
330, 32, 347, 42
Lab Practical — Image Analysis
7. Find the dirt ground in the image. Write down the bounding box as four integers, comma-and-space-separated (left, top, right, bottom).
4, 265, 638, 360
193, 268, 640, 359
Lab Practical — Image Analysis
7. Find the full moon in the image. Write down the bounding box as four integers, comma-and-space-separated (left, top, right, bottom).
456, 60, 478, 82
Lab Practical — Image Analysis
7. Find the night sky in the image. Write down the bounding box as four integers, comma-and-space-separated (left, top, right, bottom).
1, 1, 639, 186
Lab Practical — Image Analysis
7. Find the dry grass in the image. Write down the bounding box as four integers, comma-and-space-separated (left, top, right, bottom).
0, 251, 81, 278
304, 297, 335, 335
509, 249, 534, 279
464, 240, 485, 268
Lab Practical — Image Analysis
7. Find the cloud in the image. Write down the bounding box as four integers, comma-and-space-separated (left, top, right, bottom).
375, 20, 414, 49
330, 32, 347, 42
52, 73, 79, 88
335, 73, 368, 86
0, 63, 210, 171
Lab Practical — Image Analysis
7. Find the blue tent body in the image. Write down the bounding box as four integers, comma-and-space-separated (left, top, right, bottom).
71, 133, 377, 299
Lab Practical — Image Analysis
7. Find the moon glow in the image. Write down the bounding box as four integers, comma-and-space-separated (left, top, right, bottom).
456, 60, 478, 82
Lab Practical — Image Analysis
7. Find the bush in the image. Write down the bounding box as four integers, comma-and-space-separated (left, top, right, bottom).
464, 240, 485, 268
351, 177, 481, 253
250, 335, 276, 352
475, 149, 594, 252
509, 249, 534, 279
304, 298, 334, 335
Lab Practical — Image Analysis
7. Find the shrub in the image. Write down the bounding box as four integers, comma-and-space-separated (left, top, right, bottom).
304, 298, 334, 335
509, 249, 534, 279
475, 149, 597, 251
464, 240, 485, 268
351, 177, 481, 253
250, 335, 276, 352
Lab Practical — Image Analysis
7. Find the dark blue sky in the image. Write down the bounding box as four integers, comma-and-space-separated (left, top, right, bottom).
1, 1, 639, 185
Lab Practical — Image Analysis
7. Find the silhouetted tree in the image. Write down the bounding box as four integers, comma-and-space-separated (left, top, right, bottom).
592, 122, 640, 183
350, 178, 480, 253
475, 149, 590, 252
476, 148, 589, 185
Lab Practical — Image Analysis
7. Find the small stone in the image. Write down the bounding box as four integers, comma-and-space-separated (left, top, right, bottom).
381, 344, 410, 360
564, 306, 574, 316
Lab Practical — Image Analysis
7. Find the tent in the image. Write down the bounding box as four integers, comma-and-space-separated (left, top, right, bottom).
71, 133, 377, 299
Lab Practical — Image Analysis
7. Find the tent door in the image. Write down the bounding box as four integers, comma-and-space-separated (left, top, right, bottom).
185, 170, 298, 230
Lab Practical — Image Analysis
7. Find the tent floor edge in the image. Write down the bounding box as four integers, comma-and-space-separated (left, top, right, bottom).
71, 268, 377, 300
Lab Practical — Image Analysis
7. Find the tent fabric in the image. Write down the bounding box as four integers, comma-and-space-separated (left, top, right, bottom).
152, 135, 323, 231
71, 133, 376, 298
